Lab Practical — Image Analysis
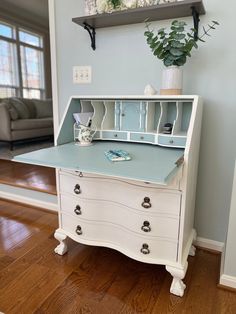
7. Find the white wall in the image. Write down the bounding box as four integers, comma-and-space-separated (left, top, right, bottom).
222, 161, 236, 277
52, 0, 236, 242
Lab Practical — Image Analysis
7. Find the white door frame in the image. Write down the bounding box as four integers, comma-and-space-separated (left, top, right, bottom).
48, 0, 60, 141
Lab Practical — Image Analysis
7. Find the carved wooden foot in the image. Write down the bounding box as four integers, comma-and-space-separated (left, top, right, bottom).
189, 245, 196, 257
54, 229, 68, 255
166, 262, 188, 297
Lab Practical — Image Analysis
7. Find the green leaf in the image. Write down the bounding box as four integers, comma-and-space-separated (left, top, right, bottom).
158, 28, 166, 34
171, 40, 184, 48
171, 26, 184, 32
164, 57, 174, 67
208, 24, 216, 29
173, 33, 185, 40
197, 37, 205, 42
187, 33, 194, 39
170, 48, 184, 57
172, 20, 186, 27
203, 26, 211, 36
175, 55, 187, 66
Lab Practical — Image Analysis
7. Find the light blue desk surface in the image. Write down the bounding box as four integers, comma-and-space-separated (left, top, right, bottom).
14, 142, 184, 185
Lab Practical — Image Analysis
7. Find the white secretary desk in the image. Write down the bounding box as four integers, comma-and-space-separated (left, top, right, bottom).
15, 95, 203, 297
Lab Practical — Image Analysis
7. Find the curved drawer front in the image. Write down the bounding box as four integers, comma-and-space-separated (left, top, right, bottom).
60, 195, 179, 239
59, 174, 181, 215
130, 132, 156, 144
61, 213, 178, 263
102, 131, 127, 140
158, 135, 187, 148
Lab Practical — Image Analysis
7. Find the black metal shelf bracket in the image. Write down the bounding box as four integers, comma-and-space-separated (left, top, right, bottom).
83, 22, 96, 50
191, 6, 200, 41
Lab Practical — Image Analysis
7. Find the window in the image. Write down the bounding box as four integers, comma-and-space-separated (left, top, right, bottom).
0, 21, 45, 99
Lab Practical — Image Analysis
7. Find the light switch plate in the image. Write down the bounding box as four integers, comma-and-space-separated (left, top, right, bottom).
73, 66, 92, 84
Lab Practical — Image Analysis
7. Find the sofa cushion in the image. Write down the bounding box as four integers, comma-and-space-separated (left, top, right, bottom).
21, 98, 37, 118
0, 98, 19, 120
10, 98, 30, 119
7, 104, 19, 120
11, 117, 53, 131
33, 99, 53, 118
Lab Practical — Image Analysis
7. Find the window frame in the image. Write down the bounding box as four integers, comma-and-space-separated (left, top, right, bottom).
0, 19, 46, 99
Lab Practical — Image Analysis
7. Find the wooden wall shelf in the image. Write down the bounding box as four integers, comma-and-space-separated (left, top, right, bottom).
72, 0, 205, 50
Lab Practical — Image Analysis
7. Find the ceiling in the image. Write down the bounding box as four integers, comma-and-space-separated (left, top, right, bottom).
1, 0, 49, 25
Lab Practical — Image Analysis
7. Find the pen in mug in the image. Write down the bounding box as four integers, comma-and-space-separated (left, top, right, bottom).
87, 118, 92, 127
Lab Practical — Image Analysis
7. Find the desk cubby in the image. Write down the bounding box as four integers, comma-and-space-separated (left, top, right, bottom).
69, 97, 195, 148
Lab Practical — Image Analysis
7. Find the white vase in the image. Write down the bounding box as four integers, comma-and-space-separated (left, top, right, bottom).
160, 65, 183, 95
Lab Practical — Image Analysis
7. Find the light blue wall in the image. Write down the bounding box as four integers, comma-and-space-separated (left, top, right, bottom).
54, 0, 236, 242
223, 161, 236, 277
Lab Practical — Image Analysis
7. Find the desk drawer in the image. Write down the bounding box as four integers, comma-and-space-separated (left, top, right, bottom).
60, 195, 179, 239
158, 135, 186, 148
130, 132, 156, 143
102, 131, 127, 140
61, 213, 178, 263
59, 173, 181, 216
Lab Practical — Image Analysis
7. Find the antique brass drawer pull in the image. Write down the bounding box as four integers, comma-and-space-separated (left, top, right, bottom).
140, 243, 150, 255
141, 197, 151, 208
141, 221, 151, 232
74, 205, 81, 215
76, 225, 82, 235
74, 184, 81, 194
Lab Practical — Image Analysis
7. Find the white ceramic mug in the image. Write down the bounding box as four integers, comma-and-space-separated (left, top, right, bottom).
76, 124, 97, 146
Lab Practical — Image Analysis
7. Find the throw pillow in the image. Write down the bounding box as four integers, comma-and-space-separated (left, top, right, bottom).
1, 100, 19, 120
7, 104, 19, 120
21, 98, 37, 118
33, 99, 53, 118
10, 98, 30, 119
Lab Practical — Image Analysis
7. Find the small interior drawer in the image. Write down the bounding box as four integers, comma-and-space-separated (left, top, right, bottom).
102, 131, 127, 140
130, 132, 156, 143
158, 135, 187, 147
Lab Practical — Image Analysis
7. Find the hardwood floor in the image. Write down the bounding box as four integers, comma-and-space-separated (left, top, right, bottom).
0, 199, 236, 314
0, 159, 56, 195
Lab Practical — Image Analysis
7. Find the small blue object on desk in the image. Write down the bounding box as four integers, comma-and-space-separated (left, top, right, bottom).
105, 149, 131, 162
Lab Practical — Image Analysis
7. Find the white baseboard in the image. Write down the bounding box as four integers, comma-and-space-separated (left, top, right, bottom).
220, 274, 236, 289
0, 190, 58, 212
195, 236, 224, 252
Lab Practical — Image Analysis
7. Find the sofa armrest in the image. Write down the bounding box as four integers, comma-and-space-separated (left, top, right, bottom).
0, 103, 12, 141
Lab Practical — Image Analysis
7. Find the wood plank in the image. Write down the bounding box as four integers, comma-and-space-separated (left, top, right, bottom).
0, 159, 56, 195
72, 0, 205, 29
1, 199, 236, 313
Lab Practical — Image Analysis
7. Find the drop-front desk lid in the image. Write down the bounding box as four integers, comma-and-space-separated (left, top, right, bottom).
14, 141, 184, 185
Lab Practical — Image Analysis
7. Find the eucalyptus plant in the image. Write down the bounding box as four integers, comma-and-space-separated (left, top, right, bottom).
144, 20, 219, 67
108, 0, 122, 9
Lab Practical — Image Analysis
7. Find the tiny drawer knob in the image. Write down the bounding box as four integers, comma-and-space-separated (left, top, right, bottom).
140, 243, 150, 255
169, 140, 174, 144
74, 205, 81, 215
74, 184, 81, 194
141, 197, 151, 209
114, 134, 118, 138
140, 136, 144, 140
76, 225, 82, 235
141, 221, 151, 232
121, 113, 125, 117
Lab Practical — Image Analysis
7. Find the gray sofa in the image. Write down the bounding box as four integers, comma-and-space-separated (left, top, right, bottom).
0, 97, 53, 148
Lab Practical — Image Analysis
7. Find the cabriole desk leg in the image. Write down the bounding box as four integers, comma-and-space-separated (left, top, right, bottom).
166, 261, 188, 297
54, 229, 68, 255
